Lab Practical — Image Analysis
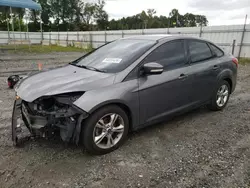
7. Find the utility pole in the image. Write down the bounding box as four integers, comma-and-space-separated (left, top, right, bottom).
18, 16, 22, 43
167, 17, 170, 34
238, 14, 248, 59
144, 20, 147, 29
10, 7, 16, 50
40, 12, 43, 43
7, 18, 10, 40
176, 14, 178, 27
199, 16, 203, 38
24, 14, 31, 51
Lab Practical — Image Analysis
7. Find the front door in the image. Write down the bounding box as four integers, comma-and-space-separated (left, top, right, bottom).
138, 40, 194, 125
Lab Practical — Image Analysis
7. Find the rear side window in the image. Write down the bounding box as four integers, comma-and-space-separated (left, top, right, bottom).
144, 40, 186, 70
188, 40, 213, 63
209, 43, 224, 57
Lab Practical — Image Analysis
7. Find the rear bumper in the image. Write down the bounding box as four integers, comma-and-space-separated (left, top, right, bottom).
231, 71, 237, 93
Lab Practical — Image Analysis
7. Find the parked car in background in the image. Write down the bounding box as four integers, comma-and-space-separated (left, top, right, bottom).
12, 35, 238, 155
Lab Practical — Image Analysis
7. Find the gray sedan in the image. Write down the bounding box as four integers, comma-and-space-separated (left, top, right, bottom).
12, 35, 238, 154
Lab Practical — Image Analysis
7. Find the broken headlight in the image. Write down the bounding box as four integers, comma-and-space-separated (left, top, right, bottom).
54, 92, 84, 106
27, 92, 84, 116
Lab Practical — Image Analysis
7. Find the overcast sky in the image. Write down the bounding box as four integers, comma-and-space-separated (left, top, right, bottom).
103, 0, 249, 26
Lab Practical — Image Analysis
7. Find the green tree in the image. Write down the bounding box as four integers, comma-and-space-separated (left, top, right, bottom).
95, 0, 109, 30
183, 13, 196, 27
169, 8, 180, 27
196, 15, 208, 26
139, 10, 149, 29
0, 7, 10, 31
0, 3, 209, 32
78, 2, 96, 30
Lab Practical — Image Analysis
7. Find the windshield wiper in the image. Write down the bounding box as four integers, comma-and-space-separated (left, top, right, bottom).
69, 63, 106, 73
82, 65, 106, 73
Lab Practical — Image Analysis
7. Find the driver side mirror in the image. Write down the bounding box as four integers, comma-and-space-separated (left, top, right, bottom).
142, 62, 164, 75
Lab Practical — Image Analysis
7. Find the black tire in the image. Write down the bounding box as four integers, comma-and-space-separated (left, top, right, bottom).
208, 80, 231, 111
82, 105, 129, 155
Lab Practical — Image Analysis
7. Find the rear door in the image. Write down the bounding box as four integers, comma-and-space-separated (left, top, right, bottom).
187, 39, 222, 104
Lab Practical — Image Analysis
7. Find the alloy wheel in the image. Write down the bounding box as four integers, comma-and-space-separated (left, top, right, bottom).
216, 84, 229, 107
93, 113, 125, 149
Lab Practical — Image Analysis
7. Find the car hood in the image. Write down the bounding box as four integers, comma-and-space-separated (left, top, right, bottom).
16, 65, 115, 102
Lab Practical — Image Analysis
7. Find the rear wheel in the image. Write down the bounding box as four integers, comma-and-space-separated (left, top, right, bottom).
208, 80, 230, 111
82, 105, 129, 155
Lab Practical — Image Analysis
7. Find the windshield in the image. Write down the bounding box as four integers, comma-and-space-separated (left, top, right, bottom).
72, 39, 155, 73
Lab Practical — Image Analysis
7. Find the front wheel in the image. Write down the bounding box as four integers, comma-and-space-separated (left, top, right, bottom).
208, 80, 231, 111
82, 105, 129, 155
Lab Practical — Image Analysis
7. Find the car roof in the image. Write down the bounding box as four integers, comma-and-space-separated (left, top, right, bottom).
121, 34, 211, 43
121, 35, 173, 41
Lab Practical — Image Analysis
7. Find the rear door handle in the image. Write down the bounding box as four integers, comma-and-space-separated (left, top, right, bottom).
213, 65, 220, 70
178, 73, 188, 80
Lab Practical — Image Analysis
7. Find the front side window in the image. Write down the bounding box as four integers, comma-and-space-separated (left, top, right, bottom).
72, 39, 155, 73
143, 40, 186, 70
188, 40, 213, 63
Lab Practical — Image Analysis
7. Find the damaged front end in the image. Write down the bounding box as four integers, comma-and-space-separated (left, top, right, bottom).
12, 93, 89, 146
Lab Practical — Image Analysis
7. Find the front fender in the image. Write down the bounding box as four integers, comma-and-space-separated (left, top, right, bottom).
86, 99, 131, 114
73, 79, 140, 129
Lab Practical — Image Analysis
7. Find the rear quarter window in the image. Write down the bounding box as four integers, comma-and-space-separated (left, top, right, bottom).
209, 43, 224, 57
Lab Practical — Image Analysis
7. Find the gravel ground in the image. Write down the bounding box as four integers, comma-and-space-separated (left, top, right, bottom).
0, 53, 250, 188
0, 52, 83, 76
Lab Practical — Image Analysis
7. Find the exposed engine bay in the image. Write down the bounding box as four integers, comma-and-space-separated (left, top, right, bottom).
12, 93, 89, 146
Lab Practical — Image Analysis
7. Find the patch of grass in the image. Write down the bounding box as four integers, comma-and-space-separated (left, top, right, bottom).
239, 58, 250, 65
0, 44, 90, 53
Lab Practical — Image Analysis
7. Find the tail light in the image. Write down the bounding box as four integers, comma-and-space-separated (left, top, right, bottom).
232, 58, 238, 68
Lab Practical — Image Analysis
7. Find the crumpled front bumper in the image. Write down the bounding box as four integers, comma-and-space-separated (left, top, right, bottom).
11, 97, 89, 146
11, 98, 31, 146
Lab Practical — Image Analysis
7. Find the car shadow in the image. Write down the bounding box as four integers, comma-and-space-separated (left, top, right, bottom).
128, 106, 213, 138
17, 106, 213, 153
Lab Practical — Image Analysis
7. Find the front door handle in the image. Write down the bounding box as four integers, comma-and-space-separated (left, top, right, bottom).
213, 65, 220, 70
178, 73, 188, 80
